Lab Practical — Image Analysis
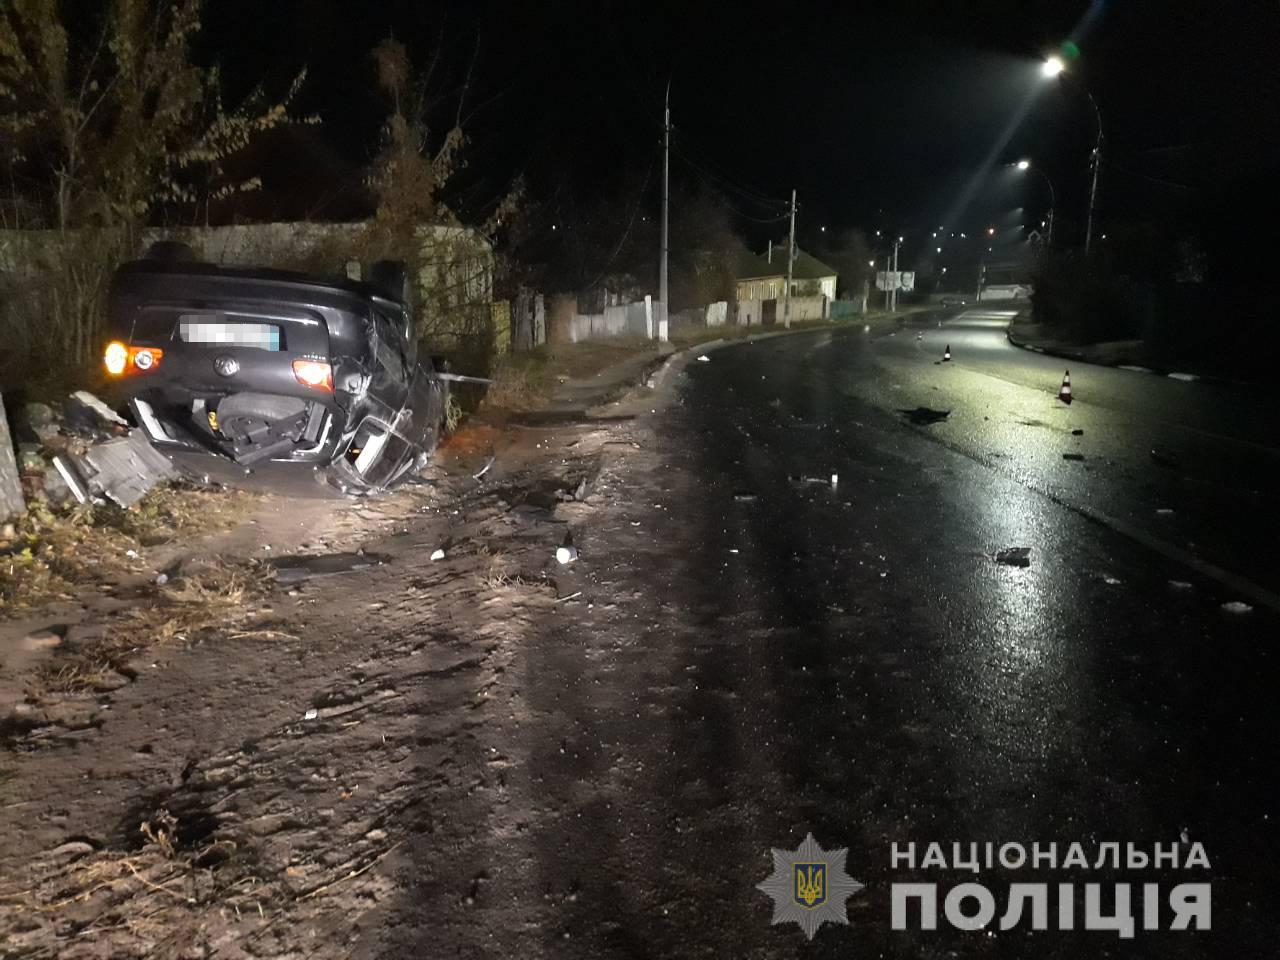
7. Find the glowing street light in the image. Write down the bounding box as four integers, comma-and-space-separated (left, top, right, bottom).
987, 227, 996, 236
1042, 56, 1065, 78
1012, 159, 1057, 246
1042, 51, 1103, 254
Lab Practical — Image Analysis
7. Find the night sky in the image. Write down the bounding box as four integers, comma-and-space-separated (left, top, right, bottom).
202, 1, 1280, 268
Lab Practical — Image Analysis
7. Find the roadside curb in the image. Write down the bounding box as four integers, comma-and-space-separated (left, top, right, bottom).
647, 324, 849, 396
1002, 324, 1244, 386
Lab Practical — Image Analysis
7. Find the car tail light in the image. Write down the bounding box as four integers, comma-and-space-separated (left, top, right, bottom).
104, 341, 128, 376
104, 342, 163, 376
292, 359, 333, 391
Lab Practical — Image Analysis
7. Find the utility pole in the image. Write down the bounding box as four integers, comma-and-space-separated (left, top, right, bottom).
784, 188, 796, 329
976, 255, 986, 301
890, 236, 901, 313
1083, 90, 1102, 257
658, 83, 670, 341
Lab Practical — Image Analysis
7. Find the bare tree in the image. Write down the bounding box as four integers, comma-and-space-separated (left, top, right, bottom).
0, 0, 306, 371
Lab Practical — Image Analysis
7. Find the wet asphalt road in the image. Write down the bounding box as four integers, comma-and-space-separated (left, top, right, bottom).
617, 311, 1280, 956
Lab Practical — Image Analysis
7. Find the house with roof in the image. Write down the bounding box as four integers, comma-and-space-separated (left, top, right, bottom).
735, 243, 838, 324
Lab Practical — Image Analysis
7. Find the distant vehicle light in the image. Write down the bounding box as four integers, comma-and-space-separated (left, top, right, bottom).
293, 359, 334, 391
1042, 56, 1065, 78
104, 341, 128, 376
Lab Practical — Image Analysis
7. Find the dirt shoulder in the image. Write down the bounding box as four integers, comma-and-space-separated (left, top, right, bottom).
0, 325, 840, 957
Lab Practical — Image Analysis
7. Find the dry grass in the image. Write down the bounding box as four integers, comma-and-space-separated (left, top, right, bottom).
0, 483, 258, 618
479, 547, 518, 588
481, 338, 660, 413
31, 656, 121, 696
109, 559, 281, 649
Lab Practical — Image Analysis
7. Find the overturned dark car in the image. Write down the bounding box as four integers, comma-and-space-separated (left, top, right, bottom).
105, 255, 451, 495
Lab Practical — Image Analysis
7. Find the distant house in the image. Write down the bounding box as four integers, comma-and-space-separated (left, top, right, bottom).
735, 244, 837, 303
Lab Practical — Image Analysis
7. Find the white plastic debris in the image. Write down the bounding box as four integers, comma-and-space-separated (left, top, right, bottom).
696, 354, 711, 362
1221, 601, 1253, 615
125, 549, 139, 559
1155, 508, 1174, 515
1101, 575, 1122, 585
555, 545, 579, 565
1168, 580, 1193, 590
430, 548, 445, 561
303, 708, 318, 721
155, 573, 169, 586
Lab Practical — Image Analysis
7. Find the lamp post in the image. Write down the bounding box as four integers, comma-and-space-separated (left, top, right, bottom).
1043, 55, 1103, 255
1014, 159, 1057, 247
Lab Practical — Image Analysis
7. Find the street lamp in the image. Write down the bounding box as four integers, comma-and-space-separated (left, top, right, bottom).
1042, 56, 1065, 78
1012, 159, 1057, 246
1043, 54, 1103, 255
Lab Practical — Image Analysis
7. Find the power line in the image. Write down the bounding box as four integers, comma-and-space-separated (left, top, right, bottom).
670, 135, 789, 212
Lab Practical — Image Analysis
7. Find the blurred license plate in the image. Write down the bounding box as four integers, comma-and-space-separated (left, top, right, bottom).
179, 318, 280, 351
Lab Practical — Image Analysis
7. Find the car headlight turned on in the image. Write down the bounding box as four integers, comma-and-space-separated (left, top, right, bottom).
104, 342, 164, 376
292, 359, 334, 391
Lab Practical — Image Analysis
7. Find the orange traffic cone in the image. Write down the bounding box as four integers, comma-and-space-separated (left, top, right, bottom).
943, 344, 952, 362
1058, 370, 1073, 404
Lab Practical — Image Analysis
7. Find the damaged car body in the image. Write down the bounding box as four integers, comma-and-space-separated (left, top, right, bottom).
105, 256, 449, 495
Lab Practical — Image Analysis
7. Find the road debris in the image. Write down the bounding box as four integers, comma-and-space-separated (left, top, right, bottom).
555, 591, 582, 604
555, 544, 578, 565
732, 492, 758, 502
898, 407, 951, 425
1221, 601, 1253, 615
1071, 428, 1084, 436
430, 548, 446, 561
65, 390, 128, 432
994, 547, 1032, 567
696, 355, 711, 362
472, 456, 495, 480
303, 708, 319, 721
1155, 508, 1175, 516
1062, 453, 1086, 461
1101, 574, 1122, 585
1168, 580, 1193, 590
70, 431, 179, 507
